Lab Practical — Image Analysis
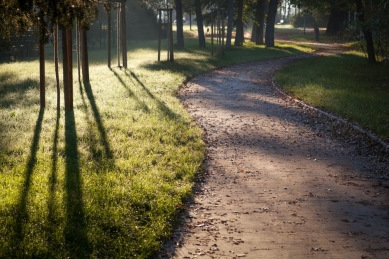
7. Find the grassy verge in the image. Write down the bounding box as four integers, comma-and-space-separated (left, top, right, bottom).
275, 50, 389, 141
274, 24, 345, 43
0, 37, 312, 258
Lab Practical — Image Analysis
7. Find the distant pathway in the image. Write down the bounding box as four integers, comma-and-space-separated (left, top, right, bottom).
158, 46, 389, 259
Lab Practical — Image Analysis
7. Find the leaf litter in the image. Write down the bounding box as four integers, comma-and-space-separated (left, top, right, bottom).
155, 45, 389, 259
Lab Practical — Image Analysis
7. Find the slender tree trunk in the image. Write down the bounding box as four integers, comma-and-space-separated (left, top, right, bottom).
108, 9, 111, 68
251, 23, 257, 42
226, 0, 234, 50
256, 23, 265, 45
175, 0, 184, 49
54, 23, 60, 110
76, 20, 81, 82
234, 0, 244, 46
265, 0, 279, 47
286, 2, 291, 22
355, 0, 376, 63
195, 0, 206, 47
62, 28, 69, 109
62, 28, 73, 110
121, 2, 127, 68
255, 0, 267, 45
81, 29, 89, 83
67, 28, 73, 110
39, 19, 45, 109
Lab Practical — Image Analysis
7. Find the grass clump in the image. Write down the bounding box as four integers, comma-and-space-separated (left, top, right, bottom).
0, 36, 312, 258
275, 50, 389, 141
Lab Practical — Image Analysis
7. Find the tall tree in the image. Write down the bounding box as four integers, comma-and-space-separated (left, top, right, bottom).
226, 0, 234, 49
266, 0, 279, 47
195, 0, 206, 47
175, 0, 185, 49
234, 0, 244, 46
38, 8, 46, 108
254, 0, 268, 44
53, 23, 60, 110
355, 0, 376, 63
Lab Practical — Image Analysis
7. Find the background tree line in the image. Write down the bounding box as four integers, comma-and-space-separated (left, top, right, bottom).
1, 0, 388, 110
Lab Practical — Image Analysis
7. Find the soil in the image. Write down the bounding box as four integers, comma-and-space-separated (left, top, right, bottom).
156, 44, 389, 259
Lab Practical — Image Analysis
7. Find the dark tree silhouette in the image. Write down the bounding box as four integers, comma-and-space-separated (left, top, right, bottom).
265, 0, 279, 47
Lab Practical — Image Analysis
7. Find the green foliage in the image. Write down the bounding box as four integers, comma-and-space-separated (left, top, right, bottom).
290, 11, 328, 28
0, 0, 32, 48
127, 0, 159, 40
361, 1, 389, 62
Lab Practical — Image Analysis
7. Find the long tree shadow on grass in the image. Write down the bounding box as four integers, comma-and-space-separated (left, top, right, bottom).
13, 109, 44, 257
142, 44, 309, 78
80, 82, 114, 161
124, 69, 181, 120
111, 69, 150, 113
0, 71, 40, 108
64, 110, 91, 258
47, 110, 61, 252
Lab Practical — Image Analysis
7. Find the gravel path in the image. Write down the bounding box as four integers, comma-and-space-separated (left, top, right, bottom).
157, 48, 389, 259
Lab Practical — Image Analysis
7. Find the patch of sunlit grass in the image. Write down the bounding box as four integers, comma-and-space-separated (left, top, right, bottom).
275, 51, 389, 141
0, 35, 313, 258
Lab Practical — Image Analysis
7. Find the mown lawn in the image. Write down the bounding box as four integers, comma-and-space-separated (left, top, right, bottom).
275, 50, 389, 141
0, 36, 312, 258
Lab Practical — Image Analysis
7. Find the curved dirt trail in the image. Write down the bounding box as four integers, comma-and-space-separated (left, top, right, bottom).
158, 50, 389, 258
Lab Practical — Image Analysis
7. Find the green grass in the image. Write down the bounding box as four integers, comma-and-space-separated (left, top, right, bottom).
274, 24, 344, 43
275, 50, 389, 141
0, 36, 312, 258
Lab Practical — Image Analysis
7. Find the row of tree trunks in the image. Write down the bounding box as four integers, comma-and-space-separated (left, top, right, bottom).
39, 24, 89, 111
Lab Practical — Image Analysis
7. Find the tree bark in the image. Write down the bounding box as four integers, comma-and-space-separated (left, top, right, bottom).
67, 28, 73, 110
255, 0, 267, 45
62, 28, 69, 109
62, 28, 73, 110
251, 23, 257, 42
121, 2, 127, 68
76, 20, 81, 82
39, 19, 45, 109
54, 23, 60, 110
265, 0, 279, 47
175, 0, 184, 49
234, 0, 244, 46
355, 0, 376, 64
81, 29, 89, 83
195, 0, 206, 48
226, 0, 234, 50
108, 9, 111, 68
326, 7, 347, 35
